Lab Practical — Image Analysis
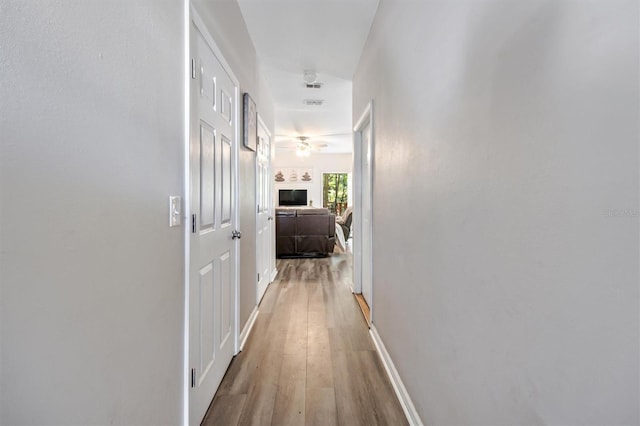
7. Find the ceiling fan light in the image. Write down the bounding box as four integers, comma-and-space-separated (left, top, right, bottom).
296, 146, 311, 157
296, 136, 312, 157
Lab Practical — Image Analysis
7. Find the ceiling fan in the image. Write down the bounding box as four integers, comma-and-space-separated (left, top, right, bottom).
275, 135, 329, 156
274, 132, 351, 156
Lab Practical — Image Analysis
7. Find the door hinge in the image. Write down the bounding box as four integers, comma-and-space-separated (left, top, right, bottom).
191, 368, 196, 388
191, 214, 197, 233
191, 59, 196, 79
258, 273, 260, 282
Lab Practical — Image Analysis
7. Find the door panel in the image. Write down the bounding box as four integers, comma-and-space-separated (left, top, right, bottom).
199, 64, 215, 108
189, 23, 238, 425
220, 250, 231, 347
200, 124, 215, 229
221, 136, 232, 225
198, 262, 215, 384
220, 90, 232, 124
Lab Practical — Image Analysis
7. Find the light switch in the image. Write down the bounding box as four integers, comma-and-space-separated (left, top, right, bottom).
169, 196, 181, 227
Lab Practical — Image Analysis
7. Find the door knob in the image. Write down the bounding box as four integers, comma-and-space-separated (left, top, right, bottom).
232, 230, 242, 240
268, 216, 273, 221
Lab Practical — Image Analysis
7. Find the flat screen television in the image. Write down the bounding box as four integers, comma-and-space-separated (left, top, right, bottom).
279, 189, 307, 206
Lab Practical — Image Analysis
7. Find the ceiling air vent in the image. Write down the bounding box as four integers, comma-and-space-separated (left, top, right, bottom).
303, 99, 324, 106
305, 82, 323, 89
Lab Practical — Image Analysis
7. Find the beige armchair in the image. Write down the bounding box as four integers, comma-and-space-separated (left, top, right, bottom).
336, 206, 353, 240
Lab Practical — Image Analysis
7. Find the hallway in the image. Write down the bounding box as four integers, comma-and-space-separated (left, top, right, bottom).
2, 1, 637, 424
201, 256, 407, 426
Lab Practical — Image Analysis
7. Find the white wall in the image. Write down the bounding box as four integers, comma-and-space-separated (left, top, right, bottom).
0, 1, 184, 424
192, 0, 275, 329
354, 0, 639, 424
272, 151, 352, 209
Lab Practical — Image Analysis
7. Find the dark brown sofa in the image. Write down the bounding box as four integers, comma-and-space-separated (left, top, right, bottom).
276, 208, 336, 257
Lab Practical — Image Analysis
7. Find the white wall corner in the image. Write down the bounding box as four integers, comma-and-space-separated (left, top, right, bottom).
369, 326, 424, 426
238, 306, 259, 351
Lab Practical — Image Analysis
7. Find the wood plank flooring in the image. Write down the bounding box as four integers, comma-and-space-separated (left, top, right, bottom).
201, 255, 408, 426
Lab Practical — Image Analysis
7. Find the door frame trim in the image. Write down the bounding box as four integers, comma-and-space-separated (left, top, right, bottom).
182, 2, 189, 424
184, 6, 242, 425
353, 100, 374, 322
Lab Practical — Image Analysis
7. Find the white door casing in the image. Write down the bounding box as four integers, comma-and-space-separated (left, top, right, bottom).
269, 135, 277, 282
256, 115, 272, 303
353, 101, 374, 319
361, 120, 373, 307
188, 14, 239, 425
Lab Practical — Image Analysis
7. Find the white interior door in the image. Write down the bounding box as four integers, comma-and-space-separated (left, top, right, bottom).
189, 20, 238, 425
256, 116, 271, 303
269, 138, 277, 282
353, 102, 373, 317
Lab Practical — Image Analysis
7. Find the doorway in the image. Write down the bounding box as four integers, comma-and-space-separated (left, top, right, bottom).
353, 101, 373, 324
186, 10, 240, 425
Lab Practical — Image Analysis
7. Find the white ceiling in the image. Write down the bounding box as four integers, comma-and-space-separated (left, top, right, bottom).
237, 0, 380, 154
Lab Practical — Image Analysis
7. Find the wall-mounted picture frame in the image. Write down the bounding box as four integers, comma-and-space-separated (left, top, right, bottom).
243, 93, 257, 152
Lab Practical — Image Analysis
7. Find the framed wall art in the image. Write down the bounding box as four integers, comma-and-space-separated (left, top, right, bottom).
274, 168, 313, 183
243, 93, 257, 151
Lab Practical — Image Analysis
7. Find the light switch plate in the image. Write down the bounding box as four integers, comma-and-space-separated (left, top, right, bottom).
169, 196, 181, 227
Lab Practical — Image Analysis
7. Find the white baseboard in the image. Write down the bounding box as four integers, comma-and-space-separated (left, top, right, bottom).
270, 268, 278, 283
238, 306, 259, 352
369, 325, 424, 426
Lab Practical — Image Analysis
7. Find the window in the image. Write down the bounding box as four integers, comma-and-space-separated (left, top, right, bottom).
322, 173, 348, 215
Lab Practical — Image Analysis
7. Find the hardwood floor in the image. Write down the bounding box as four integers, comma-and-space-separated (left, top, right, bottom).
201, 255, 408, 426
